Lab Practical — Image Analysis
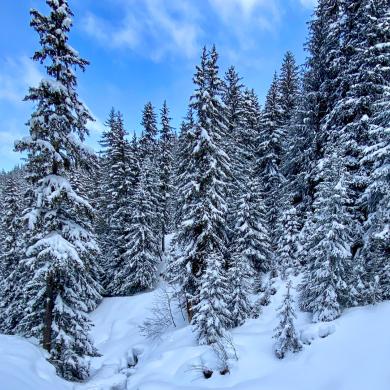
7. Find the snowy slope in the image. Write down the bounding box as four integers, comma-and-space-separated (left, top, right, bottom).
0, 335, 70, 390
1, 283, 389, 390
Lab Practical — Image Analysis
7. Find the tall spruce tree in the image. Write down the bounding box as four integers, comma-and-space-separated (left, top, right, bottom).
276, 207, 301, 279
0, 172, 26, 333
110, 169, 159, 294
168, 47, 231, 345
14, 0, 102, 380
158, 101, 175, 252
99, 110, 135, 295
257, 73, 284, 253
299, 153, 355, 322
359, 0, 390, 303
278, 51, 300, 127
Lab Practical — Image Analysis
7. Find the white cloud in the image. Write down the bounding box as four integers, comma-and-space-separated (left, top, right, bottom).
209, 0, 280, 22
299, 0, 317, 8
0, 56, 42, 104
81, 0, 202, 61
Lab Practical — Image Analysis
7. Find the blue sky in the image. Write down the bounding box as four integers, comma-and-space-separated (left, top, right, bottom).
0, 0, 316, 171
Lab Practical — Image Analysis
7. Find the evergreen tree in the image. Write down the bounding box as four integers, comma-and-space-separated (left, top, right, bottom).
278, 51, 300, 127
14, 0, 102, 380
158, 101, 175, 252
276, 207, 301, 279
140, 102, 158, 161
359, 0, 390, 303
110, 169, 159, 294
273, 281, 302, 359
192, 253, 231, 345
168, 47, 231, 342
257, 73, 284, 251
299, 153, 355, 322
99, 110, 135, 295
0, 172, 25, 333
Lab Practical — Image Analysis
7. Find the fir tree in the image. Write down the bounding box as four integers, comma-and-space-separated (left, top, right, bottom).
278, 51, 300, 127
140, 101, 158, 161
359, 0, 390, 303
158, 101, 175, 252
0, 172, 25, 333
192, 253, 231, 345
14, 0, 102, 380
100, 110, 134, 295
299, 153, 355, 322
109, 169, 159, 294
274, 281, 302, 359
276, 207, 301, 279
257, 73, 284, 251
168, 47, 231, 342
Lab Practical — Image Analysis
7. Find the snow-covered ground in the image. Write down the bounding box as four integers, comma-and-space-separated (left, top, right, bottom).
1, 279, 390, 390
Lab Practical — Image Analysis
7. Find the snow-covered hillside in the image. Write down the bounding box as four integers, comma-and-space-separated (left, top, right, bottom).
2, 281, 389, 390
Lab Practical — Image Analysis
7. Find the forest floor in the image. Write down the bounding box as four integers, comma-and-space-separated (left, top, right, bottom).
1, 275, 389, 390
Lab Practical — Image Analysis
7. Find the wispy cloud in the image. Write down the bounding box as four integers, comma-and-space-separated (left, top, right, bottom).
81, 0, 202, 61
299, 0, 317, 9
0, 56, 42, 104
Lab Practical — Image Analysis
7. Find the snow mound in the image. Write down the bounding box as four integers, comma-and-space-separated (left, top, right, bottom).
1, 285, 389, 390
0, 335, 70, 390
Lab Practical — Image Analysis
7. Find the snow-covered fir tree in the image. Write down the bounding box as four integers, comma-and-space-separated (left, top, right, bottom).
168, 47, 231, 343
109, 169, 159, 294
0, 172, 25, 333
276, 207, 301, 279
257, 73, 285, 252
273, 281, 302, 359
192, 253, 231, 345
14, 0, 102, 380
299, 152, 356, 322
358, 0, 390, 303
278, 51, 300, 127
99, 110, 135, 295
140, 101, 158, 161
158, 101, 175, 252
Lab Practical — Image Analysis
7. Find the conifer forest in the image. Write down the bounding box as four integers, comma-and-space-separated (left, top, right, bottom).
0, 1, 389, 389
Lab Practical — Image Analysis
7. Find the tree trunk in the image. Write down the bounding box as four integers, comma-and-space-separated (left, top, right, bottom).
43, 273, 54, 352
161, 223, 166, 253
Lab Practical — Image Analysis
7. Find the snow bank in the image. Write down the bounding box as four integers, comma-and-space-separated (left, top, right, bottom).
1, 284, 389, 390
0, 335, 70, 390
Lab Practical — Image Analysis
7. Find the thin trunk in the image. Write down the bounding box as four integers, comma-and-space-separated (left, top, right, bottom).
43, 273, 54, 352
161, 223, 166, 253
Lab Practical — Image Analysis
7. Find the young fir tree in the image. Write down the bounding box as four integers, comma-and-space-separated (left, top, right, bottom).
276, 207, 301, 279
140, 101, 158, 161
192, 253, 231, 345
273, 281, 302, 359
158, 101, 175, 252
257, 73, 285, 252
110, 169, 159, 294
222, 66, 244, 250
299, 153, 355, 322
278, 51, 300, 128
239, 89, 272, 274
140, 102, 161, 239
14, 0, 102, 380
168, 47, 231, 344
99, 110, 134, 295
171, 108, 196, 231
0, 173, 25, 333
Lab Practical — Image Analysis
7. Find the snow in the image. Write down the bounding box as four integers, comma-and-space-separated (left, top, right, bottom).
1, 279, 389, 390
0, 335, 70, 390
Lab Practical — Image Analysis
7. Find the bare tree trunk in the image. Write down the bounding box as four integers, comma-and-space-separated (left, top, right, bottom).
43, 273, 54, 352
161, 223, 166, 253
